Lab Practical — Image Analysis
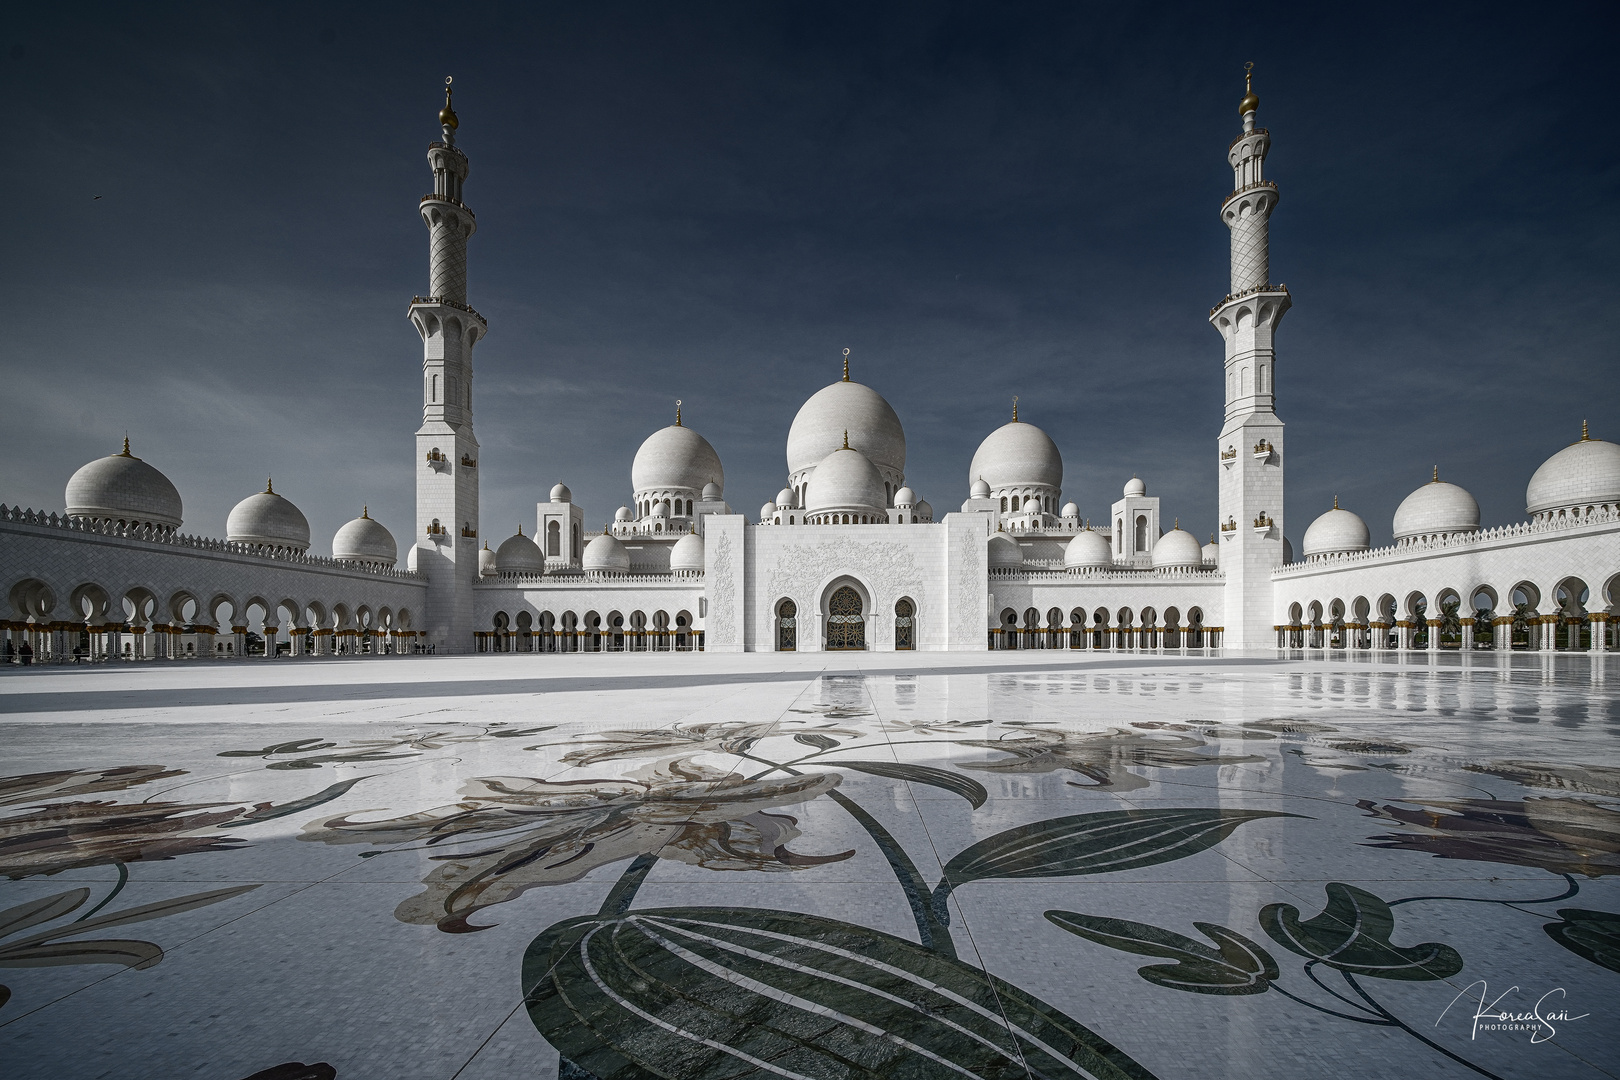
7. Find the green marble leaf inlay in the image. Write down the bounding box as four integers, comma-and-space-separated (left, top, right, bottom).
830, 760, 989, 809
1045, 911, 1278, 995
932, 808, 1300, 923
523, 906, 1160, 1080
1259, 882, 1463, 981
1543, 908, 1620, 974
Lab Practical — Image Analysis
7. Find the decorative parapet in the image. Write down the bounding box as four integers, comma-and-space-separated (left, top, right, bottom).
1228, 127, 1269, 151
993, 567, 1224, 583
476, 571, 701, 588
408, 294, 486, 324
1209, 282, 1289, 317
0, 504, 424, 581
419, 192, 474, 218
1273, 507, 1620, 578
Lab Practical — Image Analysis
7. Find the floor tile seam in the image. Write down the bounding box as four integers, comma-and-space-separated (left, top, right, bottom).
447, 995, 534, 1080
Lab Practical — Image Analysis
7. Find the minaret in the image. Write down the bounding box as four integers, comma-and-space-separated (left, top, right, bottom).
409, 78, 484, 651
1211, 64, 1289, 650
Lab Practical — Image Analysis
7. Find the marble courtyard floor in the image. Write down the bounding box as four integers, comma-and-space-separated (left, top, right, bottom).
0, 651, 1616, 1080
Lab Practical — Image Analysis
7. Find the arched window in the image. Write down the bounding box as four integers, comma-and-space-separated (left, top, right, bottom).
546, 520, 560, 556
686, 499, 693, 515
1011, 495, 1021, 511
777, 599, 796, 652
827, 587, 865, 650
895, 598, 914, 650
1135, 514, 1148, 552
1000, 496, 1008, 512
571, 522, 581, 559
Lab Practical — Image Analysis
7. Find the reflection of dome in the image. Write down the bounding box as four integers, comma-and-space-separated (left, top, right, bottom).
1302, 503, 1370, 557
1060, 502, 1079, 518
893, 486, 916, 508
1393, 472, 1480, 540
970, 477, 991, 499
1123, 476, 1146, 497
333, 509, 397, 566
670, 532, 704, 574
550, 483, 572, 503
631, 425, 724, 493
479, 543, 497, 577
227, 482, 310, 551
968, 421, 1062, 492
1064, 530, 1112, 568
583, 532, 631, 575
1525, 429, 1620, 517
775, 487, 796, 509
495, 528, 545, 575
64, 440, 183, 531
1152, 528, 1202, 568
787, 380, 906, 480
988, 533, 1023, 569
806, 449, 888, 514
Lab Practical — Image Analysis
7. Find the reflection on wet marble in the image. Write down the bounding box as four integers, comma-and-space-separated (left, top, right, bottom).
0, 650, 1617, 1079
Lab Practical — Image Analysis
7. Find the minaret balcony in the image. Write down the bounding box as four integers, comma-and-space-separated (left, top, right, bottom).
1221, 179, 1277, 205
409, 295, 487, 326
1208, 283, 1290, 320
419, 192, 475, 219
1220, 446, 1238, 469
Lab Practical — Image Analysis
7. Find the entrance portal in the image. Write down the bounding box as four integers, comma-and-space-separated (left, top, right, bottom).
826, 586, 865, 650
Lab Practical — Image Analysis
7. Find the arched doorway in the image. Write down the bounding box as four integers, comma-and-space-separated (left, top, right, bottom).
777, 599, 797, 651
894, 598, 914, 651
826, 586, 865, 650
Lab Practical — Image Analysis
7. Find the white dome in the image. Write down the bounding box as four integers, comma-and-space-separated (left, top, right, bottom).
582, 532, 631, 574
614, 505, 632, 522
893, 486, 916, 508
332, 510, 397, 566
701, 481, 723, 500
1201, 539, 1219, 566
495, 529, 545, 575
670, 532, 705, 573
1064, 530, 1112, 568
787, 381, 906, 479
64, 442, 183, 531
649, 500, 668, 519
1152, 528, 1203, 568
1060, 502, 1079, 518
1123, 477, 1147, 497
806, 449, 888, 514
988, 534, 1023, 569
970, 477, 991, 499
914, 499, 933, 521
775, 487, 796, 509
761, 501, 777, 520
549, 483, 572, 503
1393, 475, 1480, 540
479, 543, 498, 577
968, 421, 1062, 492
1302, 505, 1370, 557
631, 425, 724, 494
1526, 434, 1620, 516
226, 485, 310, 551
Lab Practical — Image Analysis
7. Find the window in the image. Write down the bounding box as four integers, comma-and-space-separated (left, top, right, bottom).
547, 520, 560, 556
827, 587, 865, 650
1011, 495, 1021, 511
1000, 497, 1008, 512
777, 599, 796, 652
1135, 514, 1148, 552
571, 522, 581, 559
895, 598, 914, 651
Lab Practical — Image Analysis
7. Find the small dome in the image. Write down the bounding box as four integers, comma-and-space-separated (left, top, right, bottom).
332, 509, 397, 566
761, 501, 777, 520
988, 533, 1023, 569
968, 421, 1062, 492
1064, 530, 1112, 568
1302, 504, 1370, 557
631, 425, 724, 495
649, 500, 668, 519
478, 543, 497, 577
227, 483, 310, 551
775, 487, 796, 509
914, 499, 933, 521
1393, 472, 1480, 540
893, 486, 916, 508
806, 448, 888, 514
1525, 431, 1620, 516
788, 380, 907, 479
1152, 528, 1203, 569
1123, 477, 1146, 497
614, 505, 632, 522
549, 483, 572, 503
64, 441, 183, 531
670, 531, 705, 573
1201, 539, 1219, 566
495, 528, 545, 575
582, 532, 631, 574
970, 477, 991, 499
1060, 502, 1079, 518
701, 481, 723, 500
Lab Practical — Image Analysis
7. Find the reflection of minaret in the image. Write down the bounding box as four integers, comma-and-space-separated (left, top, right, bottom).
409, 78, 485, 651
1211, 64, 1289, 649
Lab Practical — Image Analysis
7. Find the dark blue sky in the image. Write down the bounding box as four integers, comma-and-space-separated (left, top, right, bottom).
3, 2, 1616, 553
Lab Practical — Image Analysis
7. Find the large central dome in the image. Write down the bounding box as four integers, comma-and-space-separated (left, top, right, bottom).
968, 421, 1062, 492
631, 425, 724, 494
787, 380, 906, 479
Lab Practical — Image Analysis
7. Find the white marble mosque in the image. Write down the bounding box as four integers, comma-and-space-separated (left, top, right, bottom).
3, 74, 1618, 661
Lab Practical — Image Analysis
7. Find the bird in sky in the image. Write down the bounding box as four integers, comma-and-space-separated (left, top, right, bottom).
93, 195, 102, 200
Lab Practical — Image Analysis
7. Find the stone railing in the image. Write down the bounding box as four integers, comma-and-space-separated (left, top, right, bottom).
1209, 282, 1289, 317
993, 567, 1223, 583
1222, 179, 1278, 204
1274, 508, 1620, 579
408, 295, 486, 323
1229, 127, 1269, 151
0, 505, 424, 582
419, 192, 474, 218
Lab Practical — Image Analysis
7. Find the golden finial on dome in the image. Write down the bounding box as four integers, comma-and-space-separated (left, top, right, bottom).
266, 477, 274, 495
1432, 465, 1439, 483
1174, 517, 1180, 529
843, 429, 849, 450
1333, 494, 1339, 509
517, 522, 523, 536
1582, 419, 1590, 441
842, 347, 850, 382
362, 505, 369, 518
120, 435, 132, 457
675, 399, 682, 427
1012, 395, 1019, 422
1239, 61, 1259, 116
439, 76, 459, 130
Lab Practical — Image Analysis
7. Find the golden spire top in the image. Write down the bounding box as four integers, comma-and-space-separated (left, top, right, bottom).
517, 522, 523, 536
266, 477, 274, 495
362, 505, 369, 518
1582, 419, 1590, 441
1239, 61, 1259, 116
1333, 494, 1339, 509
120, 435, 132, 457
843, 429, 850, 450
1174, 517, 1180, 529
842, 347, 850, 382
1012, 395, 1019, 423
439, 76, 459, 130
675, 399, 682, 427
1432, 465, 1440, 483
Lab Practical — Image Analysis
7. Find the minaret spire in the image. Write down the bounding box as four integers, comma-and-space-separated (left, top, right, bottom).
842, 347, 850, 382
